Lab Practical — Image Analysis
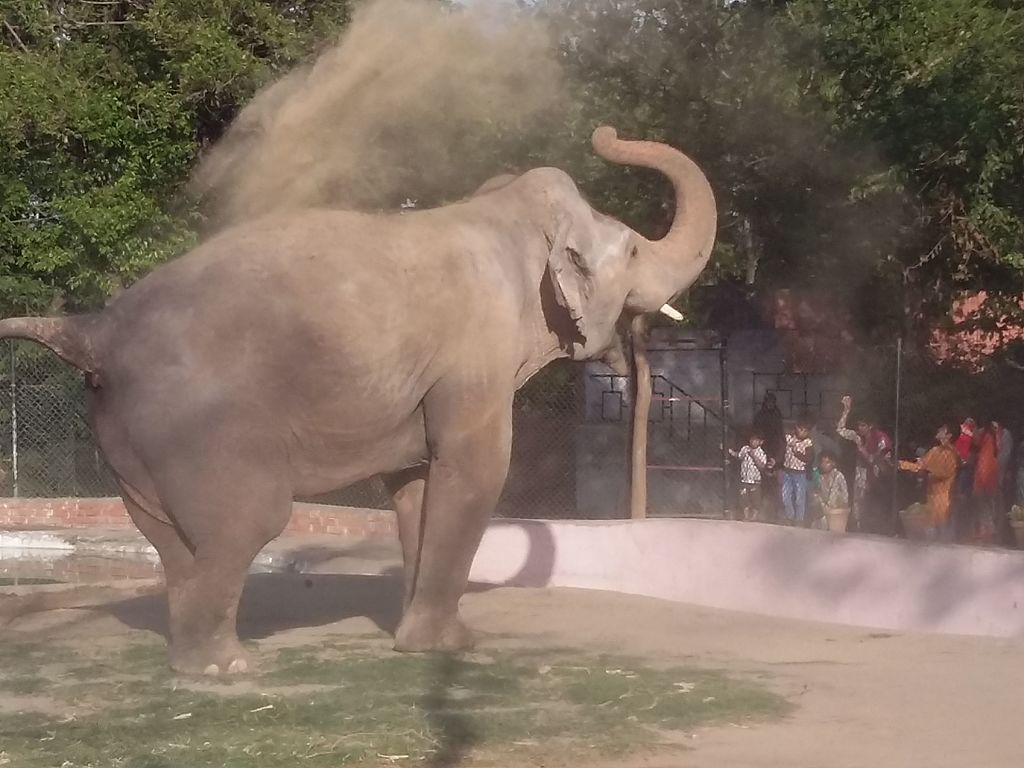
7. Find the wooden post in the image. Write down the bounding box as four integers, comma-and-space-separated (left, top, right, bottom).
630, 315, 651, 520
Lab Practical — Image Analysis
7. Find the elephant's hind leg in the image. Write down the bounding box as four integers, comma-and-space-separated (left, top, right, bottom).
117, 487, 195, 643
383, 466, 427, 612
91, 408, 203, 663
150, 453, 292, 676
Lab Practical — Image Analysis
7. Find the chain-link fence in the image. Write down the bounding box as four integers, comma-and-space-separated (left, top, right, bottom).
22, 332, 991, 525
0, 343, 117, 497
298, 360, 582, 516
0, 342, 585, 517
9, 335, 904, 522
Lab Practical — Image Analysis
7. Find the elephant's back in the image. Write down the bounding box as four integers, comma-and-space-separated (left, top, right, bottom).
92, 209, 460, 403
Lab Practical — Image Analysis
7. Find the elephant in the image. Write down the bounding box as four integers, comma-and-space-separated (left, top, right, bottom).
0, 126, 716, 674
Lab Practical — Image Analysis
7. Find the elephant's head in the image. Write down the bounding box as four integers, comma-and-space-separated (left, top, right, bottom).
538, 127, 717, 369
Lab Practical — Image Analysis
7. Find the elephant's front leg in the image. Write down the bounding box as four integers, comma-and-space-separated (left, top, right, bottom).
393, 390, 513, 653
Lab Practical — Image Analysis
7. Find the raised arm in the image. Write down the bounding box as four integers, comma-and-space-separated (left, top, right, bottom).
836, 395, 861, 445
837, 395, 852, 431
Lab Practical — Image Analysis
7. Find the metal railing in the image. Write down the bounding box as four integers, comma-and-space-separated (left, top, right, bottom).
0, 344, 116, 497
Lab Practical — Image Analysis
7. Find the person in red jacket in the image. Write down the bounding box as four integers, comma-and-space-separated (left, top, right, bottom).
955, 418, 976, 464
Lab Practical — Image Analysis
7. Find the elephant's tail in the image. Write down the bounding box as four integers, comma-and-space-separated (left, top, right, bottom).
0, 315, 100, 376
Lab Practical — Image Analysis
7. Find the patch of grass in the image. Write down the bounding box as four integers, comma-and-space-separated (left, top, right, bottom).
118, 642, 169, 672
557, 657, 787, 736
0, 641, 86, 697
0, 640, 52, 666
64, 661, 118, 680
0, 674, 46, 695
0, 640, 790, 767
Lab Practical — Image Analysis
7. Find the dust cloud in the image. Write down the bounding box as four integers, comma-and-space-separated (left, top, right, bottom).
190, 0, 566, 226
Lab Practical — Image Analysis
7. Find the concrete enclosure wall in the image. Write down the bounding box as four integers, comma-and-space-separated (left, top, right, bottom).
6, 498, 1022, 639
469, 517, 1024, 639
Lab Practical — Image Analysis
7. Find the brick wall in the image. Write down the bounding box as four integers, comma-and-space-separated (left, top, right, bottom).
0, 497, 397, 538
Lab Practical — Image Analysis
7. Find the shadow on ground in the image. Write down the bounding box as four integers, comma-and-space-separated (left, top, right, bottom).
102, 571, 495, 642
0, 569, 497, 766
422, 654, 476, 768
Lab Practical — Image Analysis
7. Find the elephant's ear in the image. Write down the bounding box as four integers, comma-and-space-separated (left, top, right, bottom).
545, 215, 594, 343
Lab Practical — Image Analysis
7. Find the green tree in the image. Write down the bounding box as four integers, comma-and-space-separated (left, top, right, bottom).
787, 0, 1024, 335
3, 0, 1021, 344
0, 0, 352, 313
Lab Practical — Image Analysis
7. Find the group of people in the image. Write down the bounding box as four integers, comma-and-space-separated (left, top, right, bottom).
901, 415, 1018, 545
729, 393, 867, 530
728, 393, 1020, 544
897, 415, 1015, 548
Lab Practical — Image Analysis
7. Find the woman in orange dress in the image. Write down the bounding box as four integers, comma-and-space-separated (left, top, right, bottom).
900, 424, 960, 540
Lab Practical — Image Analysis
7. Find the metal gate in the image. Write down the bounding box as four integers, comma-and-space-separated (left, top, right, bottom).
751, 370, 843, 423
586, 333, 731, 518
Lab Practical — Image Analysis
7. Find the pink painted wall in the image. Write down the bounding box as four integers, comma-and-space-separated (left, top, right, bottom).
470, 518, 1024, 639
6, 497, 1023, 638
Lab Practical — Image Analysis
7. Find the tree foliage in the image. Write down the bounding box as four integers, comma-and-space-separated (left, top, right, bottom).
789, 0, 1024, 334
0, 0, 351, 312
1, 0, 1021, 343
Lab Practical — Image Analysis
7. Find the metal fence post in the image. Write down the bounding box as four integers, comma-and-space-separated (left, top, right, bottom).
9, 342, 18, 497
892, 337, 902, 521
720, 335, 730, 518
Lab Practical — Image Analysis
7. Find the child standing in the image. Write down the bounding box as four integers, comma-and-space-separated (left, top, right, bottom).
813, 451, 849, 529
782, 418, 814, 525
729, 432, 772, 521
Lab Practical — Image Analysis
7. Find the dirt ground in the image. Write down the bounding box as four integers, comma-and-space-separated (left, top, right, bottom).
2, 534, 1023, 767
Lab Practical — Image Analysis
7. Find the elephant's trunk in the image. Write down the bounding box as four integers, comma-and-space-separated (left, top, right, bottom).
591, 126, 717, 313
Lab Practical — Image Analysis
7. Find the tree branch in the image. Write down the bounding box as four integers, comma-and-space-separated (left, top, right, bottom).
3, 20, 29, 54
71, 21, 137, 27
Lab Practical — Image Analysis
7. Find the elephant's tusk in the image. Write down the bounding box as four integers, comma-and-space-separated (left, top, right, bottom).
659, 304, 684, 321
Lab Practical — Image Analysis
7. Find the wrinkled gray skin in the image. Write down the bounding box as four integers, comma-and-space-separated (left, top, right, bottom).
0, 127, 715, 675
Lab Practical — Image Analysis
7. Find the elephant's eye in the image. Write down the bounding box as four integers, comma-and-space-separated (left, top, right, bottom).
630, 245, 639, 259
567, 247, 591, 276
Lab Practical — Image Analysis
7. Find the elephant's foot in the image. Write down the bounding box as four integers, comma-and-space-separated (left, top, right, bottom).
393, 610, 475, 654
169, 637, 252, 677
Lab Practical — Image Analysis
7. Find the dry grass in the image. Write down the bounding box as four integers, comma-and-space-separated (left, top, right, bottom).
0, 636, 790, 766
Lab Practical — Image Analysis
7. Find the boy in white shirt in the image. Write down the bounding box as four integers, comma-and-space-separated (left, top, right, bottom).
729, 431, 773, 521
782, 418, 814, 525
